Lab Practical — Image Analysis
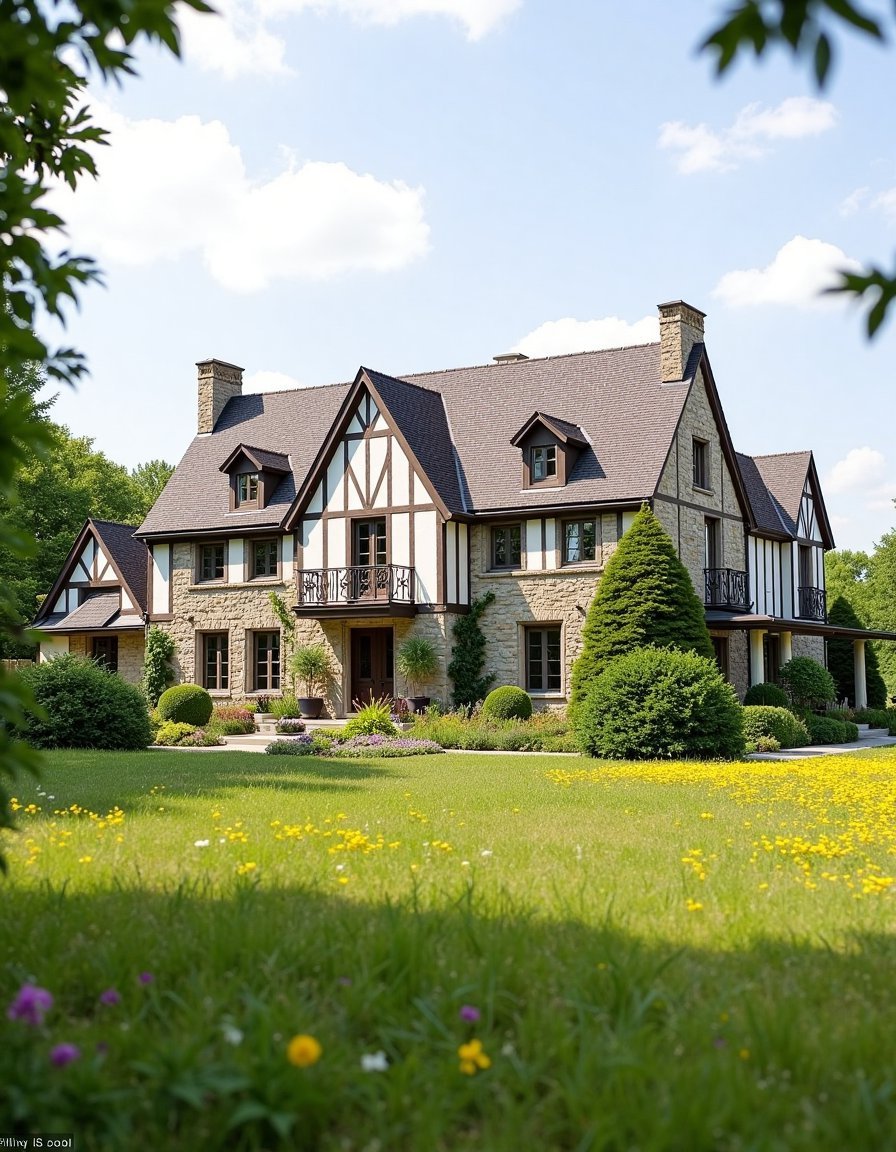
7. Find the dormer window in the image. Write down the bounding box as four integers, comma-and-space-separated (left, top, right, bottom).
532, 445, 557, 482
511, 412, 588, 491
237, 472, 259, 506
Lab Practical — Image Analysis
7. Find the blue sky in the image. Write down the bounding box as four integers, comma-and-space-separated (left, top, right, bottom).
46, 0, 896, 551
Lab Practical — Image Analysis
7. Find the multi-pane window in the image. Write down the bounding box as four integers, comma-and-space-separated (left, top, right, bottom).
203, 633, 229, 691
704, 517, 720, 570
692, 438, 709, 489
200, 543, 225, 582
253, 631, 281, 691
354, 519, 387, 567
526, 627, 562, 692
252, 539, 278, 578
491, 524, 522, 569
92, 636, 118, 673
564, 520, 597, 564
532, 445, 557, 482
237, 472, 259, 505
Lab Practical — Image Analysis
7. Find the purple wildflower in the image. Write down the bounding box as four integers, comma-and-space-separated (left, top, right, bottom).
99, 987, 121, 1006
459, 1004, 481, 1023
138, 972, 154, 985
7, 984, 53, 1027
50, 1043, 81, 1067
337, 976, 353, 987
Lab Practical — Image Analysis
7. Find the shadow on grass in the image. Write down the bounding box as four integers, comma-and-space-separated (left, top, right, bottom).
3, 876, 896, 1150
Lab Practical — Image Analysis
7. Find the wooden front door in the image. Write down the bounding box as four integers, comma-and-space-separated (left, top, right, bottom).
350, 628, 394, 708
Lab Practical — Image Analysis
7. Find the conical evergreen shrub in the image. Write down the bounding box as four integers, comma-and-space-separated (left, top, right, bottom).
569, 503, 714, 710
827, 595, 887, 708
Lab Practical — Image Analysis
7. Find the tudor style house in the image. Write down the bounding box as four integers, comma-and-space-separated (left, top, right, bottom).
36, 300, 887, 712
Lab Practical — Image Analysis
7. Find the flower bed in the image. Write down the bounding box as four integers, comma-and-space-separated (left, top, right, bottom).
265, 733, 443, 758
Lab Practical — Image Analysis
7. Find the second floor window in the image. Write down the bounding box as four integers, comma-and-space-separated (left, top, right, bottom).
532, 445, 557, 482
253, 539, 278, 578
692, 438, 709, 490
564, 520, 597, 564
237, 472, 259, 505
200, 543, 225, 582
491, 524, 521, 569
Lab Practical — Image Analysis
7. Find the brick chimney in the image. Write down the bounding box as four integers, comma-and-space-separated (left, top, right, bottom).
657, 300, 705, 382
197, 358, 243, 434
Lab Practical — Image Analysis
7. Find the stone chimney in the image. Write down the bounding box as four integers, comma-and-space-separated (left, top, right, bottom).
657, 300, 705, 382
197, 358, 243, 434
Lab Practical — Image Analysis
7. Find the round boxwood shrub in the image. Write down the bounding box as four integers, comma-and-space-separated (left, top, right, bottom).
778, 657, 836, 712
482, 686, 533, 721
574, 647, 744, 761
742, 706, 810, 749
19, 654, 152, 750
157, 684, 213, 726
743, 682, 789, 708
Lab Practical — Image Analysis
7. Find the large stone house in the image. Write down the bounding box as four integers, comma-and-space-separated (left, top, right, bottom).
36, 300, 888, 711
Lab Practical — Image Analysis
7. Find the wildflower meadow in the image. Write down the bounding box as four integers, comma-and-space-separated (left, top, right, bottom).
4, 746, 896, 1149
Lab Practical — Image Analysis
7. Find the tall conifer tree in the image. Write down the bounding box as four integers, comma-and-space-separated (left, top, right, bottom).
827, 595, 887, 708
569, 504, 715, 709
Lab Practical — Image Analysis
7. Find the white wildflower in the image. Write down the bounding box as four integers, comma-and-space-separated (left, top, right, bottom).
361, 1050, 389, 1072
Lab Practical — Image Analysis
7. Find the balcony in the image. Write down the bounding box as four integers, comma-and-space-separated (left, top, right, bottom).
294, 564, 416, 618
798, 585, 827, 622
704, 568, 750, 612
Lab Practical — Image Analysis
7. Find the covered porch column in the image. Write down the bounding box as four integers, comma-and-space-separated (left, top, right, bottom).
749, 629, 766, 687
780, 631, 793, 665
854, 639, 867, 710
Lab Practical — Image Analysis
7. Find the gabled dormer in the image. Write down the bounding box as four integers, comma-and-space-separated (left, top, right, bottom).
219, 444, 291, 511
510, 412, 588, 489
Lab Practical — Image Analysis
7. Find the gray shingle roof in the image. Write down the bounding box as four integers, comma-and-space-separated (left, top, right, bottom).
751, 452, 812, 527
735, 453, 794, 537
138, 343, 691, 535
91, 520, 148, 612
41, 591, 120, 631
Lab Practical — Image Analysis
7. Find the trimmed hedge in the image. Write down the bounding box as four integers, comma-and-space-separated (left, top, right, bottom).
803, 715, 859, 745
157, 684, 213, 726
743, 682, 789, 708
742, 706, 810, 749
482, 686, 533, 721
575, 647, 744, 761
19, 655, 152, 750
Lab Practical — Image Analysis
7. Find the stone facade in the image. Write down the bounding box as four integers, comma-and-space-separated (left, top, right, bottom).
659, 300, 706, 382
68, 631, 145, 685
197, 359, 243, 436
792, 634, 826, 665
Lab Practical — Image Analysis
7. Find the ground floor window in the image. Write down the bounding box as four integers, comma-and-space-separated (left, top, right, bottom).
710, 635, 728, 679
525, 626, 562, 692
202, 632, 229, 691
253, 630, 281, 691
92, 636, 118, 673
763, 634, 781, 684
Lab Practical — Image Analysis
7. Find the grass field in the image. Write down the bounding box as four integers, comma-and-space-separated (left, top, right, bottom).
4, 746, 896, 1150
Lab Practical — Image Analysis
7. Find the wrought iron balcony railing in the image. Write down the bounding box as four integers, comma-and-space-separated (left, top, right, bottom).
798, 585, 827, 622
704, 568, 750, 612
297, 564, 414, 608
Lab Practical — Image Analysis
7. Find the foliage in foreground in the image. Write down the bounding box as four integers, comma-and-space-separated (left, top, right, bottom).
18, 656, 151, 750
575, 647, 744, 760
569, 505, 714, 712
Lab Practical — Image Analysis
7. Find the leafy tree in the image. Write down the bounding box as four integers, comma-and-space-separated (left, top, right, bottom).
827, 595, 887, 708
779, 656, 836, 712
701, 1, 896, 334
130, 460, 175, 517
569, 504, 714, 711
0, 0, 210, 868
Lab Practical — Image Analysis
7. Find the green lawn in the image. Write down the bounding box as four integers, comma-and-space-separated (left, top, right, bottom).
4, 747, 896, 1149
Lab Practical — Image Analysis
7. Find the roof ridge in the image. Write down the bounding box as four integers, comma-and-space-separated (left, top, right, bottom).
751, 450, 812, 461
360, 366, 447, 400
398, 341, 661, 380
91, 519, 139, 530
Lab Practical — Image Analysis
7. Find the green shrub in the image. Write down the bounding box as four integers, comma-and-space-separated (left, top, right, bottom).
343, 696, 397, 738
482, 686, 532, 721
752, 735, 782, 753
271, 695, 302, 719
157, 684, 213, 726
778, 658, 836, 712
154, 721, 199, 746
575, 647, 744, 760
395, 636, 439, 697
448, 591, 496, 707
743, 682, 789, 708
19, 655, 152, 750
140, 626, 175, 706
803, 715, 858, 745
852, 708, 896, 732
742, 706, 810, 749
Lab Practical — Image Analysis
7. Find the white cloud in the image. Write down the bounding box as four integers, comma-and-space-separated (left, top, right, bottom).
179, 0, 291, 79
873, 187, 896, 222
712, 236, 860, 310
260, 0, 520, 40
512, 315, 658, 358
839, 186, 870, 217
244, 370, 305, 392
825, 447, 887, 494
659, 96, 837, 174
50, 103, 429, 293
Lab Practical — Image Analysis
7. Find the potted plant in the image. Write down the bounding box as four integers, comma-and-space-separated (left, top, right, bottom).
289, 643, 332, 719
395, 636, 439, 714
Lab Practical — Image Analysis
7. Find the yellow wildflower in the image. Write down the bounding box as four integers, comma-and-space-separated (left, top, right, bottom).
458, 1038, 491, 1075
287, 1034, 322, 1067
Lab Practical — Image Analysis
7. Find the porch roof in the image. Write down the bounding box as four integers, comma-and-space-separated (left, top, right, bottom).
40, 592, 143, 633
705, 611, 896, 643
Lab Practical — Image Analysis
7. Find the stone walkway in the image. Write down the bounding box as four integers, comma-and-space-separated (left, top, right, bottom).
748, 725, 896, 761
